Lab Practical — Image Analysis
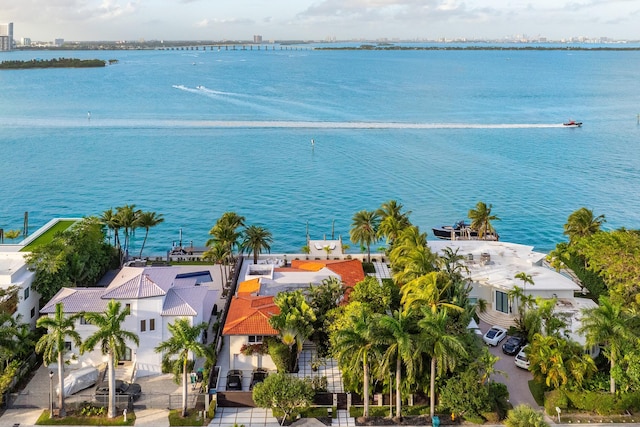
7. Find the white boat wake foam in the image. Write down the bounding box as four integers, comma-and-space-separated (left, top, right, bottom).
0, 117, 569, 129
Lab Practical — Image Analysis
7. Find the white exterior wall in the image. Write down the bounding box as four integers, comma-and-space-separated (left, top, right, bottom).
0, 252, 40, 329
131, 297, 165, 377
227, 335, 276, 371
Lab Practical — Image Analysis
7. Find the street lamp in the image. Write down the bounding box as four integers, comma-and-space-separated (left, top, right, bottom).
48, 370, 54, 417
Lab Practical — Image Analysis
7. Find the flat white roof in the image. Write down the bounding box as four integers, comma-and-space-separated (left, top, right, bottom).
428, 240, 580, 293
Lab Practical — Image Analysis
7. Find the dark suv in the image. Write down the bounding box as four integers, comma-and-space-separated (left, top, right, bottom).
249, 368, 268, 390
226, 369, 243, 391
95, 380, 142, 409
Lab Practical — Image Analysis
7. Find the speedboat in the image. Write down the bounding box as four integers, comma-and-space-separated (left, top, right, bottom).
432, 221, 479, 240
563, 120, 582, 127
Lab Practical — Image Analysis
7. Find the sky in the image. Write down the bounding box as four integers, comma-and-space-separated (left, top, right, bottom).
1, 0, 639, 42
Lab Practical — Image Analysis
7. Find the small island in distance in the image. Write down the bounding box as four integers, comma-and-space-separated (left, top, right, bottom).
0, 57, 118, 70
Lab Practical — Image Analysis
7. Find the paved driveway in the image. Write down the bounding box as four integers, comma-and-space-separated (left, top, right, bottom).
479, 320, 541, 410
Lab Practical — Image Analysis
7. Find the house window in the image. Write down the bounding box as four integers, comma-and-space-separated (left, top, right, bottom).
24, 287, 30, 300
80, 316, 89, 325
31, 307, 35, 318
122, 347, 132, 361
150, 318, 155, 331
496, 291, 509, 314
248, 335, 264, 343
140, 320, 146, 332
64, 341, 72, 352
126, 303, 131, 310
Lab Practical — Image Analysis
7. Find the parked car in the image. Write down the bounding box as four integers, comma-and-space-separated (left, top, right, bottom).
515, 346, 531, 369
483, 326, 507, 346
502, 336, 526, 355
95, 380, 142, 408
249, 368, 268, 390
226, 369, 243, 391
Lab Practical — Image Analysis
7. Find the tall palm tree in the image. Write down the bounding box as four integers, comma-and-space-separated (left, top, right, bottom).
468, 201, 500, 240
437, 247, 469, 280
331, 308, 379, 418
155, 318, 208, 417
207, 212, 245, 263
418, 309, 467, 417
376, 200, 411, 247
378, 310, 422, 421
401, 271, 464, 315
514, 272, 534, 309
115, 204, 142, 263
137, 211, 164, 258
81, 300, 139, 418
203, 243, 231, 287
241, 225, 273, 264
563, 207, 606, 245
100, 208, 121, 250
350, 210, 380, 263
578, 296, 635, 394
35, 303, 83, 417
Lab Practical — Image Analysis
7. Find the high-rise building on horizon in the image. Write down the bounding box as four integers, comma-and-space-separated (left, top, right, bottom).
0, 22, 14, 51
253, 35, 262, 44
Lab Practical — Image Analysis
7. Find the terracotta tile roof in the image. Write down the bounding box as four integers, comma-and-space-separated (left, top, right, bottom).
222, 295, 279, 336
289, 259, 364, 289
237, 278, 261, 295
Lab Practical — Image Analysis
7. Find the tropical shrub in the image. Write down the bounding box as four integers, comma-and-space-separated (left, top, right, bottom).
505, 405, 549, 427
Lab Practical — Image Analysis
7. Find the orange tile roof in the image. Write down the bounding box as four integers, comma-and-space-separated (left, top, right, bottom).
237, 278, 260, 295
223, 259, 365, 336
222, 295, 279, 336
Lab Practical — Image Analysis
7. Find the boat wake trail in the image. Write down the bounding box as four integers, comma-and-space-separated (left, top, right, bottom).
1, 117, 570, 129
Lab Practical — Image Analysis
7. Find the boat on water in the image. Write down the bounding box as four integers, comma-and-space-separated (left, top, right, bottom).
432, 221, 499, 241
563, 120, 583, 127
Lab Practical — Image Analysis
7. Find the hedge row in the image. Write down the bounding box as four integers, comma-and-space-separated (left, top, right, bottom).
545, 389, 640, 416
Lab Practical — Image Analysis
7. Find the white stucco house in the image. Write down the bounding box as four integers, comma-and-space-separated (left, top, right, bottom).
39, 266, 219, 377
429, 239, 599, 357
0, 250, 39, 329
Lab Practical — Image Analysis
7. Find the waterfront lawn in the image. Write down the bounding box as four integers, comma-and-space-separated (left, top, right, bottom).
20, 220, 76, 252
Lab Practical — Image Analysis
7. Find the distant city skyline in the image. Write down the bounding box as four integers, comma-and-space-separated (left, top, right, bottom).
1, 0, 639, 43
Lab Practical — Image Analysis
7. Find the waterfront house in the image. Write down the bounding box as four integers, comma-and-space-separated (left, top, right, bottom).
222, 257, 364, 371
40, 266, 219, 377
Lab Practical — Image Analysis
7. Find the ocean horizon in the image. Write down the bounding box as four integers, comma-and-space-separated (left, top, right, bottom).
1, 46, 639, 255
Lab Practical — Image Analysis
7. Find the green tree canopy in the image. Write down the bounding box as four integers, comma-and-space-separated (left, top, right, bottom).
252, 372, 314, 425
25, 217, 117, 302
350, 210, 380, 263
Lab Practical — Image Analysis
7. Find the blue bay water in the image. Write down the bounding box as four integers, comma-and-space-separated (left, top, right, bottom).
1, 47, 639, 255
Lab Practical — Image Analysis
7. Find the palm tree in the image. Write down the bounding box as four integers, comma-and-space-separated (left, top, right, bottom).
207, 212, 245, 263
400, 271, 464, 315
563, 207, 606, 245
436, 247, 468, 280
137, 211, 164, 258
376, 200, 411, 247
203, 243, 231, 287
331, 308, 379, 418
35, 303, 83, 417
100, 208, 121, 250
350, 210, 380, 263
514, 272, 534, 310
115, 204, 142, 263
378, 310, 422, 421
578, 296, 635, 394
468, 201, 500, 240
155, 318, 208, 417
241, 225, 273, 264
418, 309, 467, 417
81, 300, 139, 418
